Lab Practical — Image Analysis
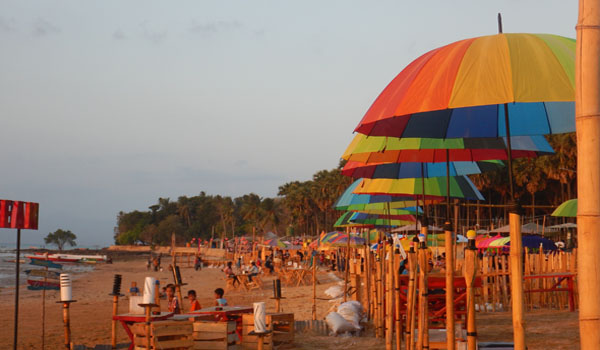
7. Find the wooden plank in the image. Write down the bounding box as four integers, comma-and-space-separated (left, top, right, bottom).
193, 331, 227, 341
153, 324, 193, 337
155, 338, 194, 349
193, 340, 228, 350
194, 321, 236, 333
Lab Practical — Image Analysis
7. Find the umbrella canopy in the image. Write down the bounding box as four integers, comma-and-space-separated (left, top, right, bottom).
334, 179, 440, 211
328, 233, 366, 247
354, 33, 575, 138
343, 134, 554, 164
263, 238, 287, 248
334, 211, 415, 228
342, 159, 504, 179
547, 222, 577, 229
352, 176, 484, 200
552, 199, 577, 217
515, 235, 558, 250
333, 212, 375, 228
392, 224, 443, 232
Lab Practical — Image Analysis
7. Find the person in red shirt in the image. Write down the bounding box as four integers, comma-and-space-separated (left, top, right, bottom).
187, 290, 202, 311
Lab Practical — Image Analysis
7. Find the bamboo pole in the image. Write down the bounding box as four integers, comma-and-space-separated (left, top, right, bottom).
509, 212, 525, 350
394, 248, 402, 350
386, 245, 394, 350
417, 234, 429, 350
444, 221, 455, 350
312, 255, 317, 320
576, 2, 600, 348
406, 245, 417, 350
464, 232, 478, 350
111, 295, 118, 349
344, 227, 350, 302
365, 233, 372, 320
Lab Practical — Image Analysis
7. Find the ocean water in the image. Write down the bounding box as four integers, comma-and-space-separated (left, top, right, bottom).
0, 249, 95, 287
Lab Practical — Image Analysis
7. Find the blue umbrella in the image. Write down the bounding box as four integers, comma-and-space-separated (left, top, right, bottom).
343, 160, 504, 179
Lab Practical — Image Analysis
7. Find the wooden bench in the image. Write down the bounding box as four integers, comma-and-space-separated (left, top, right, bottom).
131, 320, 194, 350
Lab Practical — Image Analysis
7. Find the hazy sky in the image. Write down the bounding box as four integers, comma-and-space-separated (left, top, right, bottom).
0, 1, 578, 247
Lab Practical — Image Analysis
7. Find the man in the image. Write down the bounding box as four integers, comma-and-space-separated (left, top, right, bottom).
247, 261, 259, 282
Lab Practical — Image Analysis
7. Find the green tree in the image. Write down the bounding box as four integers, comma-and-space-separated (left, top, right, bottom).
44, 229, 77, 251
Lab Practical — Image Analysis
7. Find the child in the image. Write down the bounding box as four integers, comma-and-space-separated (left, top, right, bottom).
129, 281, 140, 296
187, 290, 202, 311
214, 288, 228, 307
166, 284, 181, 314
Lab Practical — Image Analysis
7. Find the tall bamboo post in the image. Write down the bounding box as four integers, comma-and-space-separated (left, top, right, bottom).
406, 244, 417, 350
444, 220, 455, 350
576, 1, 600, 349
365, 231, 372, 320
509, 213, 525, 349
62, 302, 72, 350
464, 231, 478, 350
417, 234, 429, 350
394, 246, 402, 350
344, 227, 351, 302
386, 244, 394, 350
312, 255, 317, 320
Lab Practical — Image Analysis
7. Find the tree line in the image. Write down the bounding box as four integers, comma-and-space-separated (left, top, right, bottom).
114, 134, 576, 245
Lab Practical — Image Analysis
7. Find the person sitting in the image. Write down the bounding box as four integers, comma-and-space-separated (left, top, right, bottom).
264, 256, 274, 274
214, 288, 228, 306
129, 281, 140, 296
247, 261, 259, 282
223, 261, 240, 286
187, 290, 202, 311
165, 284, 181, 314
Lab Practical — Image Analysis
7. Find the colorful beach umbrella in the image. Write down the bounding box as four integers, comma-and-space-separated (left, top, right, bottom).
551, 198, 577, 217
342, 159, 504, 179
263, 238, 287, 248
334, 179, 439, 211
352, 176, 484, 200
343, 134, 554, 164
328, 233, 366, 247
354, 33, 575, 138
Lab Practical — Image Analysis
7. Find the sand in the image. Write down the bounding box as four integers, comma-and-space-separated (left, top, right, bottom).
0, 256, 579, 349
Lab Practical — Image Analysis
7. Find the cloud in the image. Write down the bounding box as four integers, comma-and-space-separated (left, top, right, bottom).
113, 29, 126, 40
189, 20, 242, 36
32, 18, 60, 37
0, 17, 16, 32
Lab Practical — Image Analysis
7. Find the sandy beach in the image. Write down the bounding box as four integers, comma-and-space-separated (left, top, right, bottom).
0, 255, 579, 350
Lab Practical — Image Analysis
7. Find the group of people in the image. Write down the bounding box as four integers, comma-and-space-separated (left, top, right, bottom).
128, 281, 228, 315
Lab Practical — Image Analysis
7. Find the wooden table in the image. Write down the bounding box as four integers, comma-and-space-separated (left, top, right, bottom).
188, 306, 254, 340
113, 312, 174, 350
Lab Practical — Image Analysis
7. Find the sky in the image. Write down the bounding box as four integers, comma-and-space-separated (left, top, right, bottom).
0, 1, 578, 247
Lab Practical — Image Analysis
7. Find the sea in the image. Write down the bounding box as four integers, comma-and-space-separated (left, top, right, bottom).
0, 243, 98, 288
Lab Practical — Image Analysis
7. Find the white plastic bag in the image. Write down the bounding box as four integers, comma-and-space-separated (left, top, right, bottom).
324, 285, 344, 299
326, 312, 357, 334
337, 301, 363, 330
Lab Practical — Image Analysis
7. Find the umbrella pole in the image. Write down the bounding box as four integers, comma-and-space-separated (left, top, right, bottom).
497, 13, 526, 350
13, 228, 21, 350
576, 2, 600, 349
406, 245, 417, 350
445, 150, 456, 350
464, 234, 478, 350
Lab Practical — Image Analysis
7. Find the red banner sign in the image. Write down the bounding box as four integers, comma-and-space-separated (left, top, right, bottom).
0, 200, 39, 230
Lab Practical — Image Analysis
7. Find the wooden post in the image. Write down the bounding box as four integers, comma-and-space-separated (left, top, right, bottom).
444, 221, 455, 350
365, 232, 372, 320
406, 246, 417, 350
59, 301, 76, 350
386, 245, 394, 350
464, 231, 478, 350
154, 281, 161, 313
111, 295, 119, 349
312, 257, 317, 320
417, 234, 429, 350
145, 305, 152, 350
509, 212, 525, 350
344, 228, 351, 302
394, 248, 402, 350
576, 2, 600, 349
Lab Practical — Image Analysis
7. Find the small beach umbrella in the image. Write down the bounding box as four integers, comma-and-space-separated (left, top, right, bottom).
352, 175, 484, 200
334, 179, 439, 211
551, 199, 577, 217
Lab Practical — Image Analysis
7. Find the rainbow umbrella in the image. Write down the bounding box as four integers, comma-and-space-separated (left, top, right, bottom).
352, 176, 484, 200
552, 198, 577, 217
343, 159, 504, 179
328, 233, 366, 247
334, 212, 414, 228
263, 238, 287, 249
476, 235, 503, 249
343, 134, 554, 164
354, 33, 575, 138
334, 179, 439, 211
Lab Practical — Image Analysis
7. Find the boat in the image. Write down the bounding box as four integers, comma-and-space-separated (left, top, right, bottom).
26, 252, 108, 263
26, 255, 79, 263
